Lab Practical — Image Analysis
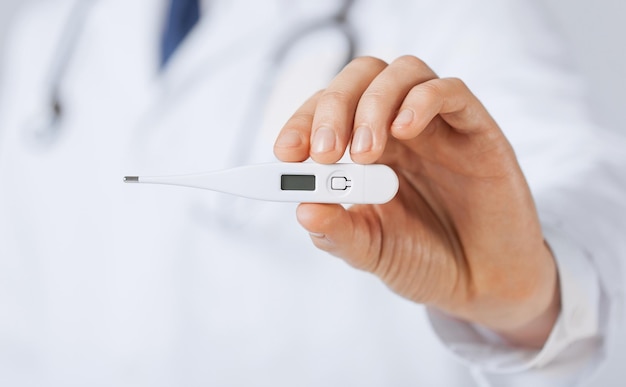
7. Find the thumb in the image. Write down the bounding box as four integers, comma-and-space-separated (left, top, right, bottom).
296, 203, 382, 272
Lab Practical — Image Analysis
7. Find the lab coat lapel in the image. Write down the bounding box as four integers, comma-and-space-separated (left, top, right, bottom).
157, 1, 283, 98
130, 0, 350, 167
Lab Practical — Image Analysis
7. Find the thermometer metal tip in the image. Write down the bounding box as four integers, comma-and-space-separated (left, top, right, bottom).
123, 163, 399, 204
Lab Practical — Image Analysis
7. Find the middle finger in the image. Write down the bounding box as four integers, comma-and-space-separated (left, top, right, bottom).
350, 55, 439, 164
309, 56, 388, 163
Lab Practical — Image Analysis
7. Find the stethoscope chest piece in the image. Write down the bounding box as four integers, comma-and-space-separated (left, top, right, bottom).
22, 104, 63, 149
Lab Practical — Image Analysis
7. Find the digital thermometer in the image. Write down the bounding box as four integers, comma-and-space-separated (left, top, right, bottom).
124, 163, 399, 204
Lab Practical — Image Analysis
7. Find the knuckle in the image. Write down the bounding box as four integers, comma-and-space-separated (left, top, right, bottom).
392, 54, 428, 70
312, 88, 326, 98
320, 88, 353, 106
361, 87, 387, 102
289, 111, 314, 127
349, 55, 388, 70
444, 77, 468, 91
419, 81, 444, 101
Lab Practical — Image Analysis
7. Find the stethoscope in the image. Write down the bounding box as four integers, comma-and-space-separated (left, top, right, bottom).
24, 0, 98, 147
24, 0, 357, 151
24, 0, 358, 230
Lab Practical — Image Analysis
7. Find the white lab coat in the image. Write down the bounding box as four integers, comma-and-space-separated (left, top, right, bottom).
0, 0, 624, 386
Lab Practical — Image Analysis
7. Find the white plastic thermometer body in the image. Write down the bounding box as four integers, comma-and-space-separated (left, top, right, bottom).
124, 163, 399, 204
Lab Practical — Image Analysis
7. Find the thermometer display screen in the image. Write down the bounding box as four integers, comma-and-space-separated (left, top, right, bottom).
281, 175, 316, 191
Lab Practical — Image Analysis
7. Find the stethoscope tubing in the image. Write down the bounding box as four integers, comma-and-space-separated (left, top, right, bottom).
24, 0, 358, 229
28, 0, 357, 149
33, 0, 99, 144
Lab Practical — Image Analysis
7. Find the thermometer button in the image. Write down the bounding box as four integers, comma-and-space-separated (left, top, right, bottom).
327, 172, 352, 198
331, 176, 351, 191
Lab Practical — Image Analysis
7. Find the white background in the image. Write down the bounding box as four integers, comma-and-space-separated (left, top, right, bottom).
0, 0, 625, 132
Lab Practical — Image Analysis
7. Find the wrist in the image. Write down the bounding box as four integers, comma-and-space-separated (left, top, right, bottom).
494, 271, 561, 348
442, 242, 561, 349
489, 243, 561, 348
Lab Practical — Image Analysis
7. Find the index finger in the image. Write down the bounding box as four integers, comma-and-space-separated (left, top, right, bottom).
390, 77, 500, 140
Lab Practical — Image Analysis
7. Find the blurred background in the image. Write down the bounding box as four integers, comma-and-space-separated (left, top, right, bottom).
1, 0, 625, 132
0, 1, 624, 386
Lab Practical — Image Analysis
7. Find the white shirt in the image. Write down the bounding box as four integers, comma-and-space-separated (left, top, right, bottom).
0, 0, 623, 386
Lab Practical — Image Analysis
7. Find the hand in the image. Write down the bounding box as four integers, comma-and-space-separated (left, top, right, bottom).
273, 56, 560, 348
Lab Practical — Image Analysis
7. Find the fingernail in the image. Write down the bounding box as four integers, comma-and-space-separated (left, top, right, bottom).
312, 127, 336, 154
275, 131, 302, 148
309, 232, 326, 238
392, 109, 414, 127
351, 126, 373, 154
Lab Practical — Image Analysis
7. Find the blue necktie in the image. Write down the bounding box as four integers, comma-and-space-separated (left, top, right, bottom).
160, 0, 201, 69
